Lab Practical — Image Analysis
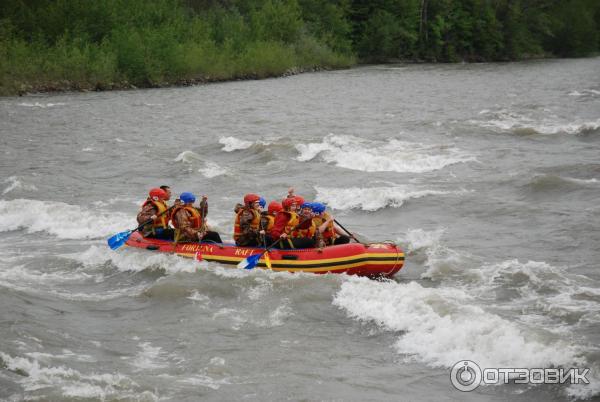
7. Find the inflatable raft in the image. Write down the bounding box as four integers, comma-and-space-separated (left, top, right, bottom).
125, 232, 404, 278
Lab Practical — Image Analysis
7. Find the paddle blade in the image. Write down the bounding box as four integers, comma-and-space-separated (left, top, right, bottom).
237, 254, 261, 270
264, 251, 272, 270
195, 251, 203, 261
107, 230, 132, 250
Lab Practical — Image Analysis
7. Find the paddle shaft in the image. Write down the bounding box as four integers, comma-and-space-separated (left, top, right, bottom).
333, 219, 362, 244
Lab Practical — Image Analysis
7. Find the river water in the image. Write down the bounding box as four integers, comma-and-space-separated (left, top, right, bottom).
1, 58, 600, 401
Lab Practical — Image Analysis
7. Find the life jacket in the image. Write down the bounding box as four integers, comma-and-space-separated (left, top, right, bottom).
141, 199, 169, 233
314, 212, 336, 244
233, 207, 261, 241
171, 205, 203, 229
292, 216, 316, 238
283, 211, 299, 235
263, 215, 275, 231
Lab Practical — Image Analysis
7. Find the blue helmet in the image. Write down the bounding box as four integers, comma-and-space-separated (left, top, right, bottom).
311, 202, 326, 214
180, 192, 196, 204
300, 202, 314, 210
259, 197, 266, 208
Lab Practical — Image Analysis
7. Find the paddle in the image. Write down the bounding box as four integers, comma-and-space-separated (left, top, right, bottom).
107, 205, 175, 250
333, 218, 368, 244
236, 238, 279, 270
237, 217, 309, 270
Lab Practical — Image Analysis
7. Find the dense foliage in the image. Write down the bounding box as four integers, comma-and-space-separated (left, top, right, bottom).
0, 0, 598, 94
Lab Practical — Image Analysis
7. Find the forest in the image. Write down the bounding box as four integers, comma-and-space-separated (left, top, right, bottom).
1, 0, 599, 95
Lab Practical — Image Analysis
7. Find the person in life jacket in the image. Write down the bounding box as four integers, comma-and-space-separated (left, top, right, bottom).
311, 202, 350, 246
268, 196, 315, 249
260, 201, 282, 236
137, 188, 174, 240
233, 193, 263, 247
171, 192, 222, 243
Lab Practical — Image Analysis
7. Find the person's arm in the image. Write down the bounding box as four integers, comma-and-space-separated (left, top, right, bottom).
137, 204, 157, 224
318, 216, 334, 234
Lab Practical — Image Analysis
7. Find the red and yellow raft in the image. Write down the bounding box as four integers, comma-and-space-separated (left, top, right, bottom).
125, 232, 404, 278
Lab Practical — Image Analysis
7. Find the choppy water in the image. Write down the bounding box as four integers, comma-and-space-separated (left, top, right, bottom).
1, 58, 600, 401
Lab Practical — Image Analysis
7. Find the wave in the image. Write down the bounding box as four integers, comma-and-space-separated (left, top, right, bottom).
568, 89, 600, 97
17, 102, 66, 108
73, 245, 200, 274
219, 136, 254, 152
219, 136, 273, 152
0, 351, 152, 400
174, 150, 202, 163
175, 151, 229, 178
296, 134, 476, 173
2, 176, 38, 195
473, 110, 600, 136
524, 174, 599, 193
0, 199, 131, 240
333, 277, 581, 369
199, 161, 228, 178
315, 185, 464, 211
472, 259, 600, 325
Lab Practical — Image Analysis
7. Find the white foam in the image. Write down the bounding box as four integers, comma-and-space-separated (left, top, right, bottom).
199, 161, 227, 178
17, 102, 66, 108
174, 150, 202, 163
333, 277, 581, 369
2, 176, 38, 195
568, 89, 600, 97
178, 374, 230, 390
315, 185, 460, 211
81, 147, 94, 152
0, 351, 146, 398
472, 260, 600, 323
402, 228, 446, 253
473, 110, 600, 135
219, 136, 254, 152
73, 245, 202, 274
130, 342, 168, 370
296, 134, 475, 173
0, 199, 131, 239
563, 177, 599, 185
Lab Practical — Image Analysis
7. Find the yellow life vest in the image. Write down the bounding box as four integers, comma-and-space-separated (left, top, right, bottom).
263, 215, 275, 231
141, 199, 169, 233
283, 211, 299, 235
292, 218, 316, 238
233, 208, 260, 241
314, 212, 336, 243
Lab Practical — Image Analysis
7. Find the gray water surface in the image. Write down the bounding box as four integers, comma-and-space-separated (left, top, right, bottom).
1, 58, 600, 401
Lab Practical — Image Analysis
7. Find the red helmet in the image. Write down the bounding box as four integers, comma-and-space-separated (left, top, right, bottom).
268, 201, 283, 214
243, 193, 260, 205
149, 188, 167, 201
282, 197, 297, 210
294, 196, 305, 206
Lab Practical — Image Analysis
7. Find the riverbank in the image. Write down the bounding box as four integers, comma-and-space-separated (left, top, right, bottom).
1, 0, 598, 97
5, 64, 342, 97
